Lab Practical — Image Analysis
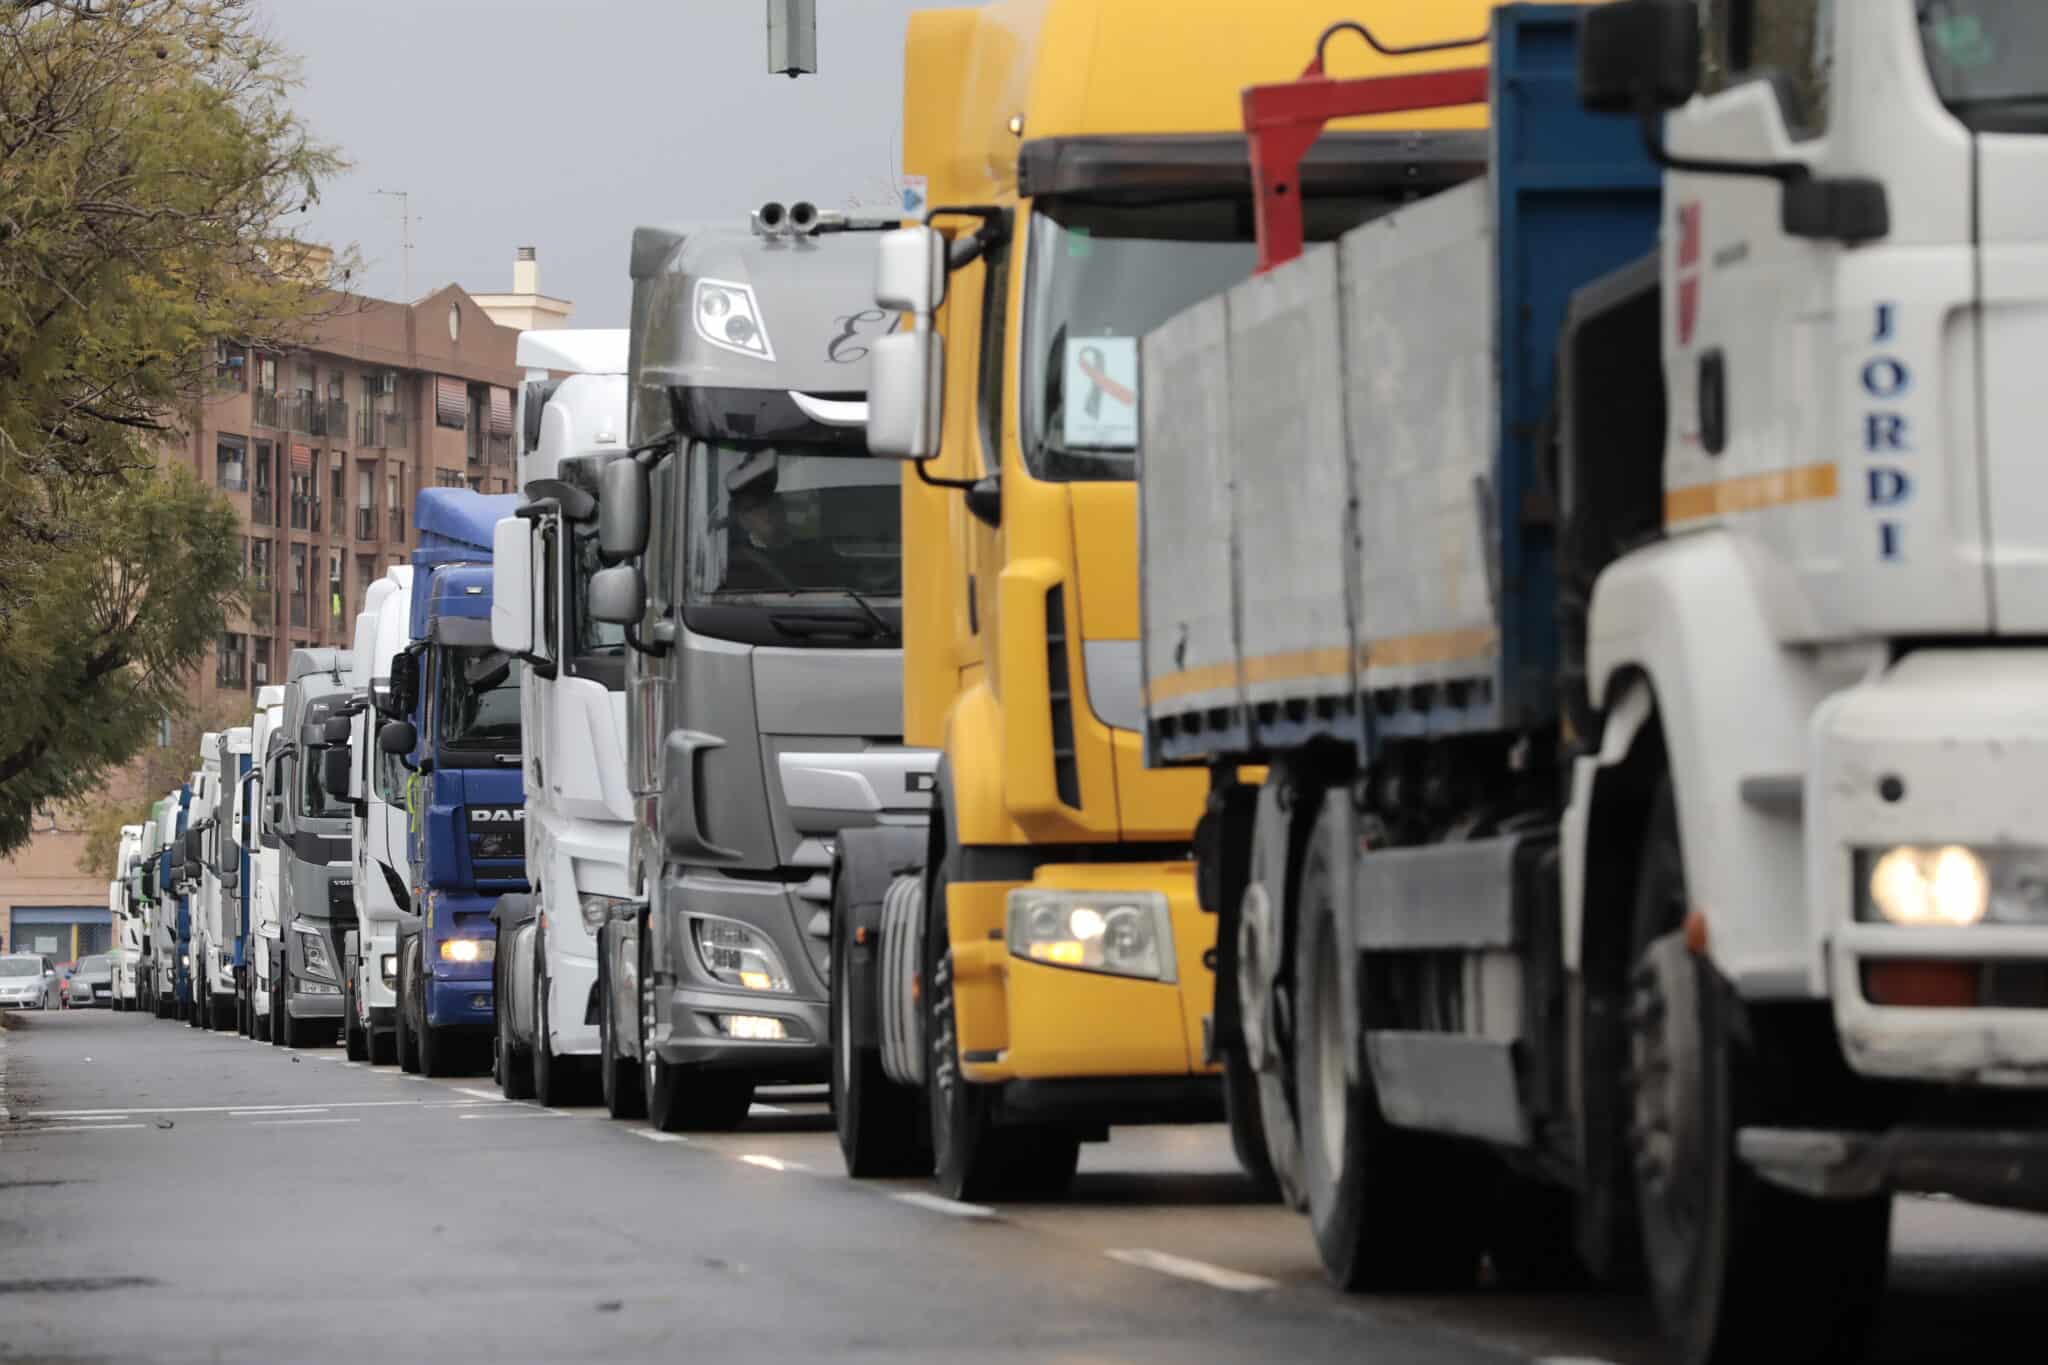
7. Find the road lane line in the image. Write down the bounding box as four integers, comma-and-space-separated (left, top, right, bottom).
30, 1099, 442, 1119
251, 1117, 360, 1127
749, 1104, 789, 1115
229, 1108, 328, 1117
67, 1114, 132, 1123
453, 1087, 504, 1101
892, 1191, 997, 1219
1104, 1249, 1277, 1293
25, 1123, 148, 1133
739, 1154, 806, 1172
632, 1130, 690, 1144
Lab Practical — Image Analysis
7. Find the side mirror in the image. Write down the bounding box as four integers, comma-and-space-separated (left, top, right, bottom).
220, 865, 239, 892
299, 721, 329, 749
866, 331, 945, 460
1577, 0, 1698, 115
598, 459, 649, 563
874, 226, 947, 315
183, 828, 201, 862
322, 716, 351, 745
321, 746, 352, 799
379, 719, 418, 755
587, 564, 646, 626
491, 515, 535, 657
389, 652, 420, 715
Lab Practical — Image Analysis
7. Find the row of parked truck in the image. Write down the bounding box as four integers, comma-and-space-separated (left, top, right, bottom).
103, 2, 2048, 1361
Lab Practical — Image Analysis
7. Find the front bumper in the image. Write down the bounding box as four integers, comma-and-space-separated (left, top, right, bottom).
947, 860, 1215, 1088
1740, 1125, 2048, 1213
1816, 650, 2048, 1086
545, 946, 600, 1059
288, 986, 344, 1020
426, 976, 494, 1031
648, 871, 826, 1079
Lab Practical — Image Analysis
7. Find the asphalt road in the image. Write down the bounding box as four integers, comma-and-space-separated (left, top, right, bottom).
2, 1010, 2044, 1364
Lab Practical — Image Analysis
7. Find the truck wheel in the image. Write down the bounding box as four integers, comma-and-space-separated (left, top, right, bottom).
496, 964, 534, 1100
1625, 779, 1889, 1365
189, 970, 206, 1029
640, 921, 753, 1131
1294, 823, 1482, 1291
254, 999, 270, 1043
598, 939, 645, 1120
370, 1027, 396, 1066
830, 887, 928, 1177
1221, 1040, 1282, 1202
280, 978, 307, 1049
343, 973, 367, 1060
1237, 863, 1307, 1209
212, 993, 235, 1032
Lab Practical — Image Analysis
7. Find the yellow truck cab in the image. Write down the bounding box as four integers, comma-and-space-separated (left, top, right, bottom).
830, 0, 1497, 1202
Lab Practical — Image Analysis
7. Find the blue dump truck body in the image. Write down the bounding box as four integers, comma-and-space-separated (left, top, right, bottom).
401, 490, 527, 1049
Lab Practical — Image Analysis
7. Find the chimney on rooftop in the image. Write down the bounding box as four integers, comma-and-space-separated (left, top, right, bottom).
513, 246, 538, 296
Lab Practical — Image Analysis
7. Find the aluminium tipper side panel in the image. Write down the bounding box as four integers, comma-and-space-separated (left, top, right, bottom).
1139, 294, 1242, 744
1227, 245, 1355, 718
1341, 180, 1503, 723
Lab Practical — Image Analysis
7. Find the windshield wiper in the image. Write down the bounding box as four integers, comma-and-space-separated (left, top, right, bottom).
836, 589, 898, 642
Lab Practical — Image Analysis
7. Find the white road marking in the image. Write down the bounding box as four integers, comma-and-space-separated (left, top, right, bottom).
250, 1117, 361, 1127
632, 1130, 690, 1144
67, 1114, 132, 1123
338, 1061, 362, 1068
892, 1191, 997, 1219
26, 1123, 148, 1133
457, 1109, 565, 1120
229, 1108, 328, 1117
1104, 1249, 1278, 1293
739, 1154, 806, 1172
30, 1099, 443, 1119
453, 1087, 504, 1101
749, 1104, 789, 1115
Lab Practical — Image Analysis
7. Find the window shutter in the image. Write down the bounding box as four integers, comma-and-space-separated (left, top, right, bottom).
436, 376, 466, 428
292, 443, 313, 472
489, 386, 513, 436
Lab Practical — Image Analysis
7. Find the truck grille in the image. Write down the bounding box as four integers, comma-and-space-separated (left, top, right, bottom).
328, 879, 354, 916
1046, 585, 1080, 807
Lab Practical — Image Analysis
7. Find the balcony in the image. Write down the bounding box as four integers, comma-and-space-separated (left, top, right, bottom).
308, 497, 323, 534
248, 587, 274, 624
321, 399, 348, 441
250, 490, 274, 526
285, 393, 316, 433
253, 389, 281, 429
357, 409, 409, 449
487, 431, 513, 466
288, 495, 309, 531
388, 508, 405, 541
290, 594, 308, 628
355, 507, 376, 541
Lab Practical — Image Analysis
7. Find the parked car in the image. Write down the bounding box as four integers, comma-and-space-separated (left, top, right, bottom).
71, 954, 114, 1008
0, 954, 59, 1010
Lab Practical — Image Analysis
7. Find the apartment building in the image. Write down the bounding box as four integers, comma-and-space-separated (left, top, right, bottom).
0, 261, 568, 952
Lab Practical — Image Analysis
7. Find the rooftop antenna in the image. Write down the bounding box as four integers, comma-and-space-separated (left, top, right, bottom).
372, 188, 418, 300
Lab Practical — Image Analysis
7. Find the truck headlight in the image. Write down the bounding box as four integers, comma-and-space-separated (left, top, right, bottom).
581, 894, 632, 932
1861, 844, 2048, 928
692, 917, 791, 993
292, 925, 337, 980
380, 954, 398, 987
439, 938, 494, 964
1006, 890, 1176, 983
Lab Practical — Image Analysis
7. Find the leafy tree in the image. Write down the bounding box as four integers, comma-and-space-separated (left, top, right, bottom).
74, 688, 249, 880
0, 0, 345, 856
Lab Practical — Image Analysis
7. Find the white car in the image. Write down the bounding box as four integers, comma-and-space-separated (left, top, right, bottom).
0, 954, 59, 1010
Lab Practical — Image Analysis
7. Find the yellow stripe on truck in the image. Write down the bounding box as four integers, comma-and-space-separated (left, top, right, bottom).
1143, 627, 1501, 707
1665, 461, 1838, 524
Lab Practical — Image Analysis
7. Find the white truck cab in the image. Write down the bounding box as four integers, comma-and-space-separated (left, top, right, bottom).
342, 566, 415, 1063
248, 686, 287, 1039
490, 327, 633, 1103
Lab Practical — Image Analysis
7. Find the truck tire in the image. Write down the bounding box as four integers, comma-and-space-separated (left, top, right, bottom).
531, 964, 588, 1106
343, 971, 367, 1060
597, 934, 644, 1120
830, 882, 927, 1177
396, 980, 420, 1074
370, 1027, 396, 1066
640, 919, 753, 1131
1221, 1038, 1282, 1201
496, 960, 534, 1100
280, 979, 308, 1049
211, 993, 235, 1032
1625, 779, 1889, 1365
924, 836, 1078, 1201
189, 969, 206, 1029
1294, 819, 1483, 1291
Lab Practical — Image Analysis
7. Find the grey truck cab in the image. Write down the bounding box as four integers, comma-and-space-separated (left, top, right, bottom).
590, 206, 933, 1129
268, 647, 354, 1046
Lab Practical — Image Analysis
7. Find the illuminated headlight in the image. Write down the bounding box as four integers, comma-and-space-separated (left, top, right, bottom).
292, 925, 337, 980
716, 1013, 788, 1041
439, 938, 494, 964
380, 954, 398, 987
692, 278, 774, 361
1859, 845, 2048, 928
692, 917, 791, 993
181, 954, 191, 969
1006, 890, 1176, 982
580, 893, 633, 932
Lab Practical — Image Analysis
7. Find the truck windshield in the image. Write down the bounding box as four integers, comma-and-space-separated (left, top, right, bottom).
435, 646, 521, 753
1920, 1, 2048, 132
1021, 199, 1258, 483
684, 440, 901, 606
299, 745, 344, 819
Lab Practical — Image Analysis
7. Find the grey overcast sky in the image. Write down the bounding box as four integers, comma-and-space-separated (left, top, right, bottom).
257, 0, 976, 327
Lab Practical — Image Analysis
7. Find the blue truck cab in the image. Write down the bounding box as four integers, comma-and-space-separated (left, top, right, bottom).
162, 783, 193, 1017
382, 489, 526, 1075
